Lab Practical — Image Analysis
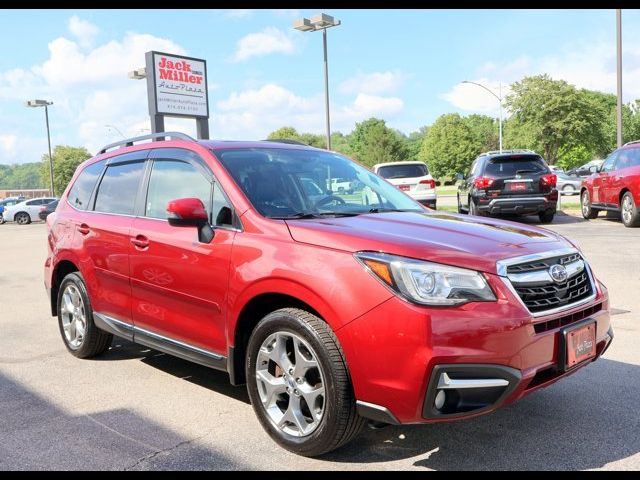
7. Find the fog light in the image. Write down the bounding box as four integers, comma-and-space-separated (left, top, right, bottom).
434, 390, 446, 410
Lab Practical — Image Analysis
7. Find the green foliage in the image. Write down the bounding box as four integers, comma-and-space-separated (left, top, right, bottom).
267, 126, 325, 148
505, 75, 604, 164
41, 145, 92, 195
0, 163, 45, 189
405, 126, 429, 161
557, 144, 595, 170
347, 118, 407, 167
419, 113, 478, 179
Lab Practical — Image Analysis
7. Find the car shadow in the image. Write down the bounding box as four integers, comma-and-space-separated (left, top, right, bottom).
323, 357, 640, 470
95, 339, 250, 405
500, 213, 587, 225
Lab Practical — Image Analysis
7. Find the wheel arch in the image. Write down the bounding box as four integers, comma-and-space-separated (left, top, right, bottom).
50, 258, 80, 316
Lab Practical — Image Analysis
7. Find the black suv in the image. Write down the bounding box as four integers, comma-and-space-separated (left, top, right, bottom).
457, 150, 558, 223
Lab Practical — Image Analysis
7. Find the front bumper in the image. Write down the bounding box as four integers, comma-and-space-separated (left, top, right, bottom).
338, 272, 611, 424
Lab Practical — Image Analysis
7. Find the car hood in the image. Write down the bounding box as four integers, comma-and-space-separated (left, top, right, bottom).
285, 211, 572, 274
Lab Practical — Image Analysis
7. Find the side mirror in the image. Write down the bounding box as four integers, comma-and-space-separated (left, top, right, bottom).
166, 198, 214, 243
455, 173, 465, 181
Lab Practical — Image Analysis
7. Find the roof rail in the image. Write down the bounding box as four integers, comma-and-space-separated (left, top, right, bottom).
97, 131, 197, 154
262, 138, 309, 146
623, 139, 640, 146
480, 149, 536, 156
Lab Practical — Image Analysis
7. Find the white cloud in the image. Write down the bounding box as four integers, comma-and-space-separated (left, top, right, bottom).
68, 16, 100, 49
443, 37, 640, 112
213, 83, 404, 140
233, 27, 296, 62
225, 9, 253, 19
339, 70, 407, 95
0, 134, 18, 156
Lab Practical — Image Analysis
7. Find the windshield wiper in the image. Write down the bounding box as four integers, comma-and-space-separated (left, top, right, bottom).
272, 211, 361, 220
367, 208, 422, 214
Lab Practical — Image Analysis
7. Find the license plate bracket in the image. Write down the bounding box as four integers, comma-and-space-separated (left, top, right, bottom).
508, 182, 527, 191
558, 319, 597, 371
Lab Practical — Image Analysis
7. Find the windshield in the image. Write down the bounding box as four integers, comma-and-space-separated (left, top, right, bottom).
377, 163, 428, 179
213, 148, 422, 219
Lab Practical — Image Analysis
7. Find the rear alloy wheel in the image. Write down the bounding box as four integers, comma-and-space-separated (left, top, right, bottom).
246, 308, 364, 456
621, 192, 640, 228
469, 197, 484, 217
581, 190, 599, 219
57, 272, 113, 358
15, 212, 31, 225
562, 184, 576, 195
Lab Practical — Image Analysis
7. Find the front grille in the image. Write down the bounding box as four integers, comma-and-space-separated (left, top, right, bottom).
506, 252, 580, 274
513, 271, 593, 313
533, 302, 603, 334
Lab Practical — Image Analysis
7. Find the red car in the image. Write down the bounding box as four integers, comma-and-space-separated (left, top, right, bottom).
45, 133, 612, 456
580, 141, 640, 227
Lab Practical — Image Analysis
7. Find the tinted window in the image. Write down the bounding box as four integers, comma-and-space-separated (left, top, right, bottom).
211, 184, 233, 227
67, 160, 105, 210
377, 164, 428, 179
94, 162, 145, 215
484, 156, 548, 177
145, 160, 212, 220
26, 199, 44, 206
214, 148, 421, 219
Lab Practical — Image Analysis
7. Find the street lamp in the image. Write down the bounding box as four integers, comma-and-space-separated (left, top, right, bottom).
462, 80, 503, 153
105, 124, 126, 139
25, 99, 55, 196
293, 13, 341, 150
616, 9, 623, 148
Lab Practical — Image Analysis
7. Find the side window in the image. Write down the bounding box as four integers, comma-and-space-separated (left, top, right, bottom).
94, 162, 145, 215
67, 160, 105, 210
469, 160, 479, 176
27, 199, 43, 206
211, 183, 234, 227
601, 153, 618, 172
145, 160, 212, 220
629, 149, 640, 168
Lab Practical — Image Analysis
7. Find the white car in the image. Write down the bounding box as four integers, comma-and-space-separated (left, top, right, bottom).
372, 161, 437, 208
3, 197, 57, 225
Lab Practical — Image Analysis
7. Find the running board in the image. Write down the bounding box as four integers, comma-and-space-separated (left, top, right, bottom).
93, 312, 227, 372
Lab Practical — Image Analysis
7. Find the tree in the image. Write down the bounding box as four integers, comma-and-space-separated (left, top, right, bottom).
419, 113, 477, 179
347, 117, 407, 167
405, 126, 429, 162
464, 114, 499, 153
41, 145, 91, 195
0, 163, 44, 189
505, 75, 604, 164
267, 126, 325, 148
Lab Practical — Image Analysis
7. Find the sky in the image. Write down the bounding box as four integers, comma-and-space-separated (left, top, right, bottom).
1, 8, 640, 164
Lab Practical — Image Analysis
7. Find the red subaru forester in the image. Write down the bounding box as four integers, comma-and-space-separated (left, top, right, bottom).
45, 133, 613, 456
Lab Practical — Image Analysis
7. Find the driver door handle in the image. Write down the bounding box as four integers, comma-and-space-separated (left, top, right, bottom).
130, 234, 149, 249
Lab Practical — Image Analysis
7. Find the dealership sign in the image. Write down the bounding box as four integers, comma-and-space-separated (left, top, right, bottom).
147, 51, 209, 118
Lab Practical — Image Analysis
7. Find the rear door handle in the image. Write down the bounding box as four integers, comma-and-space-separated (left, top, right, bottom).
77, 223, 90, 235
130, 234, 149, 249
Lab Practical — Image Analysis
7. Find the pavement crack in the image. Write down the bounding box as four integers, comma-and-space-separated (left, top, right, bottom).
124, 430, 213, 470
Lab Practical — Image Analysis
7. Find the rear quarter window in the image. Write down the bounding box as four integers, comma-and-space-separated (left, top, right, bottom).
67, 160, 106, 210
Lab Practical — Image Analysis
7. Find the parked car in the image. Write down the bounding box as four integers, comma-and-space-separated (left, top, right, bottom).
556, 171, 582, 195
580, 140, 640, 227
372, 161, 436, 208
327, 177, 352, 194
566, 159, 604, 177
45, 133, 612, 457
0, 196, 25, 224
3, 197, 57, 224
38, 199, 59, 221
548, 165, 564, 173
457, 150, 558, 223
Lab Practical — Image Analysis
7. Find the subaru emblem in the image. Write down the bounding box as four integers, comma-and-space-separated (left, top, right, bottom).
549, 264, 568, 284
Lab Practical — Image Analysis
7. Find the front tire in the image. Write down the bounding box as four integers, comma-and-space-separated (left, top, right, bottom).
15, 212, 31, 225
246, 308, 364, 457
457, 194, 464, 213
621, 192, 640, 227
581, 190, 599, 219
57, 272, 113, 358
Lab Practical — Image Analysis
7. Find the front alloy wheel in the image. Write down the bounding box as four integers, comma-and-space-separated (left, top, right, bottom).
256, 331, 325, 437
581, 190, 598, 219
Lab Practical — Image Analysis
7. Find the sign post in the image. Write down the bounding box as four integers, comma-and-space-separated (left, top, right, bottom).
144, 51, 209, 139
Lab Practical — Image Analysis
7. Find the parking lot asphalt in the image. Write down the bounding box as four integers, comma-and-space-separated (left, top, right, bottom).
1, 217, 638, 470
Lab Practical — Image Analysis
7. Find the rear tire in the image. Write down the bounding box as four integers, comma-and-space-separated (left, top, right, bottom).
57, 272, 113, 358
246, 308, 364, 457
562, 184, 576, 195
538, 210, 555, 224
621, 192, 640, 228
469, 197, 484, 217
581, 190, 599, 219
15, 212, 31, 225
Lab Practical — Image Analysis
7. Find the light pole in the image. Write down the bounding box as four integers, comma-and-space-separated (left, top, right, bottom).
105, 124, 126, 139
294, 13, 341, 150
25, 99, 55, 196
616, 9, 623, 148
462, 80, 503, 153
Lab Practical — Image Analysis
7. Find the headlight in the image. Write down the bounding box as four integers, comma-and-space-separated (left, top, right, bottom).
355, 252, 496, 306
